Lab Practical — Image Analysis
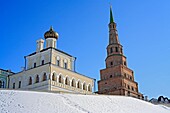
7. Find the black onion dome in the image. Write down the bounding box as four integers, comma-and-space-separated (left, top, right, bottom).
44, 26, 59, 39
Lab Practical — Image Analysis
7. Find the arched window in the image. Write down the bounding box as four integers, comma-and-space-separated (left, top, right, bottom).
124, 61, 127, 66
18, 81, 21, 88
132, 86, 134, 91
115, 47, 118, 52
28, 77, 32, 85
13, 83, 15, 89
77, 81, 81, 89
88, 84, 92, 92
34, 63, 36, 68
57, 60, 60, 66
52, 73, 56, 81
64, 63, 67, 69
59, 75, 62, 83
83, 83, 86, 90
35, 75, 39, 83
71, 79, 76, 87
42, 73, 47, 81
65, 77, 69, 85
110, 75, 112, 78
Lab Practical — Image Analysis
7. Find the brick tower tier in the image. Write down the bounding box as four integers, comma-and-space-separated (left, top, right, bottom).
98, 7, 143, 99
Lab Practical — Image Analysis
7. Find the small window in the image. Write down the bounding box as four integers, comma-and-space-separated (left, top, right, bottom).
130, 76, 132, 80
59, 76, 62, 83
88, 84, 92, 92
64, 63, 67, 69
83, 83, 86, 90
77, 81, 81, 89
18, 81, 21, 88
110, 48, 113, 53
128, 85, 130, 89
29, 77, 32, 85
57, 60, 60, 66
132, 86, 134, 91
43, 73, 47, 81
52, 73, 55, 81
71, 79, 76, 87
115, 47, 118, 52
110, 75, 112, 78
13, 83, 15, 89
42, 60, 44, 65
35, 75, 39, 83
65, 77, 69, 85
34, 63, 36, 68
110, 62, 113, 66
124, 61, 127, 66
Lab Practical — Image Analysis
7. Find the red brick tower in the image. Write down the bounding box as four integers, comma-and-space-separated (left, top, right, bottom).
98, 7, 143, 99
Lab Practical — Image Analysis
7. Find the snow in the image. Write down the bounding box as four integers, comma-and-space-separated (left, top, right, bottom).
0, 90, 170, 113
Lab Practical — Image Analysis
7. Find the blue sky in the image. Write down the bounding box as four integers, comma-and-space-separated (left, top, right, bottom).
0, 0, 170, 98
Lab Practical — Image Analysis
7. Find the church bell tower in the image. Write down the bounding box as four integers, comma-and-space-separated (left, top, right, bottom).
98, 6, 143, 99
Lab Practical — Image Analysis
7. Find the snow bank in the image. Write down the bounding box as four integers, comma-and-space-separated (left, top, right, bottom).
0, 90, 170, 113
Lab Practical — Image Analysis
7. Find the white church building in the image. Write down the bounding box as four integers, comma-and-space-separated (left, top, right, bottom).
8, 27, 95, 94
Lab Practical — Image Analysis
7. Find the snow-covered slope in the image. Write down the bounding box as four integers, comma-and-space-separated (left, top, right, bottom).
0, 90, 170, 113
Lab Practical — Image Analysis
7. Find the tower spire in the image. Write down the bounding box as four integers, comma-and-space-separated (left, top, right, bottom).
110, 5, 114, 23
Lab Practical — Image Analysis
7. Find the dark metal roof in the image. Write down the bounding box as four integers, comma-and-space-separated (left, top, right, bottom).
26, 47, 73, 58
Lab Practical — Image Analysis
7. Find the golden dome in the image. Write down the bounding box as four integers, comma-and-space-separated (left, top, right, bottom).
44, 26, 59, 39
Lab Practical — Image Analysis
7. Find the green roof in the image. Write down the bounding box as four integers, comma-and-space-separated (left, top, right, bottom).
110, 6, 114, 23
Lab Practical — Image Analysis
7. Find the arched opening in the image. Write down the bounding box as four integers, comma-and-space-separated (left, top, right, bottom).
115, 47, 118, 52
77, 81, 81, 89
64, 63, 67, 69
42, 73, 47, 81
65, 77, 69, 85
35, 75, 39, 83
56, 60, 60, 66
59, 75, 63, 83
88, 84, 92, 92
52, 73, 56, 81
83, 82, 86, 90
28, 77, 32, 85
71, 79, 76, 87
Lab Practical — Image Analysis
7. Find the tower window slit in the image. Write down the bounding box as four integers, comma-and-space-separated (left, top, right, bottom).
115, 47, 118, 52
110, 48, 113, 53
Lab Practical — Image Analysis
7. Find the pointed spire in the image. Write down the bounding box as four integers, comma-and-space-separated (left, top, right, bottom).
110, 5, 114, 23
50, 26, 53, 31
